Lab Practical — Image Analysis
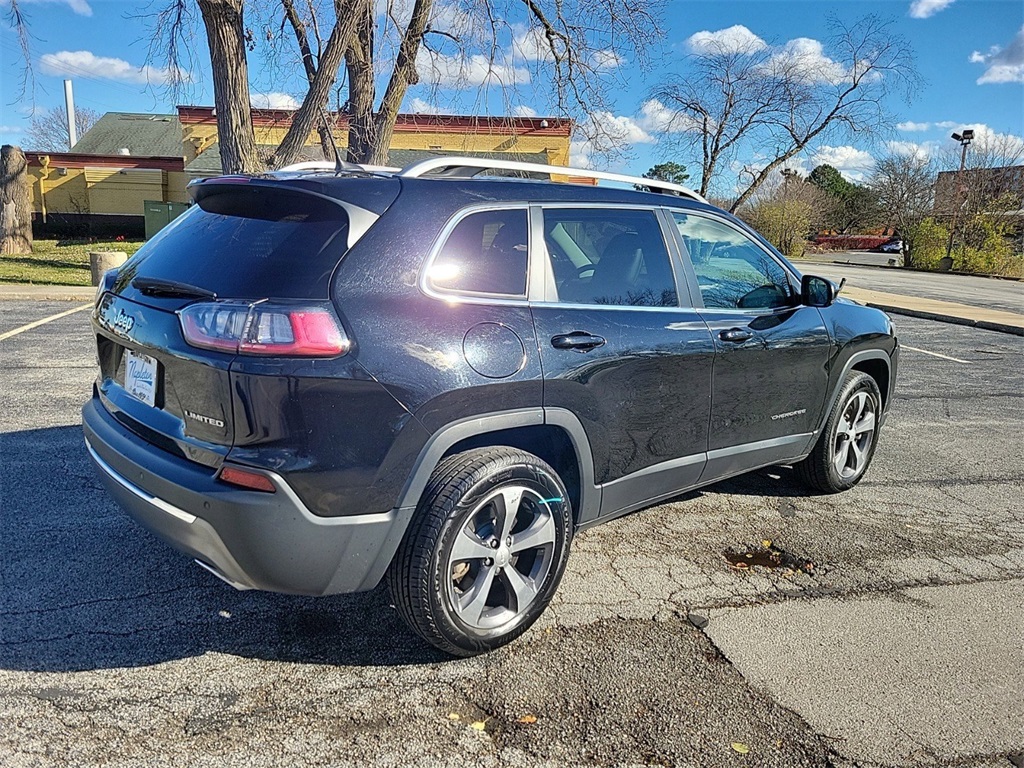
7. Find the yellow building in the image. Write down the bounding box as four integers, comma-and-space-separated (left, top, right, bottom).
26, 106, 573, 237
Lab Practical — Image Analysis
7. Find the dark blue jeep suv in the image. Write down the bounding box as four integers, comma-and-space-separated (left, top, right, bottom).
83, 158, 898, 655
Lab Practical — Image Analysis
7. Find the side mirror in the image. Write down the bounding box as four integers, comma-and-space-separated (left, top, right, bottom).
801, 274, 837, 307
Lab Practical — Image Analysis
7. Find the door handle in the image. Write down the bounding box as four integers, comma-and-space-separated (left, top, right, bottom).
551, 332, 606, 352
719, 327, 754, 343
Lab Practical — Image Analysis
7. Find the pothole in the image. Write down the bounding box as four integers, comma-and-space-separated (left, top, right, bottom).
723, 541, 816, 575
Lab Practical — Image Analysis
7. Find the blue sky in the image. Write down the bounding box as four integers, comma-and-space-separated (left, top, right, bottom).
1, 0, 1021, 188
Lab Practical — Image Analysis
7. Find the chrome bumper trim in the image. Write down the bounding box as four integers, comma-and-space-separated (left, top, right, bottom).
85, 436, 197, 524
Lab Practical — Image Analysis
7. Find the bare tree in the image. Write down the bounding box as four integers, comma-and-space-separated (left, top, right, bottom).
869, 151, 935, 267
737, 172, 826, 258
652, 15, 921, 211
24, 107, 101, 153
143, 0, 665, 170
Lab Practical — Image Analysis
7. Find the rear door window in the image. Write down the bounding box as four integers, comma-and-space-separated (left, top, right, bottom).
426, 208, 529, 297
123, 187, 350, 299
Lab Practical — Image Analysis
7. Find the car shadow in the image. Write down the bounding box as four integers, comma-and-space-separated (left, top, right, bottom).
0, 426, 447, 673
703, 465, 817, 498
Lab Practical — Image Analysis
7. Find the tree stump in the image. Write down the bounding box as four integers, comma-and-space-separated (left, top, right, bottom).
89, 251, 128, 286
0, 145, 33, 255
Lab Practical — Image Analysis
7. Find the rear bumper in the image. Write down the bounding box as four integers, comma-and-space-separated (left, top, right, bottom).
82, 398, 414, 596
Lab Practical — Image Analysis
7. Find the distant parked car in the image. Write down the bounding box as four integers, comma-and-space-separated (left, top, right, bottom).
877, 237, 903, 254
84, 157, 899, 656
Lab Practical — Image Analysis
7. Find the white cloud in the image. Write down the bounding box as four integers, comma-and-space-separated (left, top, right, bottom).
511, 26, 560, 63
886, 140, 935, 159
0, 125, 24, 134
569, 108, 664, 168
250, 92, 300, 109
407, 97, 452, 115
970, 25, 1024, 84
569, 139, 594, 169
39, 50, 183, 86
686, 25, 767, 55
635, 99, 702, 134
890, 122, 1024, 157
416, 51, 530, 87
512, 105, 538, 118
21, 0, 92, 17
589, 111, 655, 145
896, 121, 932, 132
908, 0, 957, 19
766, 37, 848, 85
590, 50, 624, 71
965, 124, 1024, 156
812, 145, 875, 180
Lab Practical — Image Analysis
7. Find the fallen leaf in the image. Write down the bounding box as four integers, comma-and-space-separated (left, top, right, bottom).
470, 720, 487, 731
518, 714, 538, 724
762, 539, 772, 548
731, 742, 750, 754
447, 713, 460, 721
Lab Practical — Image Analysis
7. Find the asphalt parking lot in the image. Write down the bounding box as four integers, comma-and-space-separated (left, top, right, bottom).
1, 300, 1022, 768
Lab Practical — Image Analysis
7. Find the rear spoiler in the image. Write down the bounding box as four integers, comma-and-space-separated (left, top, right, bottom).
187, 177, 383, 250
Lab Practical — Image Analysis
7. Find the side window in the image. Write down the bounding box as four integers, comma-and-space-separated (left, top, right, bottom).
427, 208, 528, 296
542, 208, 678, 307
673, 213, 794, 310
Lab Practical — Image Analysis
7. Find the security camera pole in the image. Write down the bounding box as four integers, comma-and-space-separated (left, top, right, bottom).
944, 128, 974, 264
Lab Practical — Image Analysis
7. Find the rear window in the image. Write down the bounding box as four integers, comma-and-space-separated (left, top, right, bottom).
124, 187, 350, 298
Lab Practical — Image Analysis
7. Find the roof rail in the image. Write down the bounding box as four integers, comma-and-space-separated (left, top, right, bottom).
276, 161, 401, 174
398, 156, 708, 203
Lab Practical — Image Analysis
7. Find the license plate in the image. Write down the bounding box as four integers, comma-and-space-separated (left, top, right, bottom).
124, 350, 158, 407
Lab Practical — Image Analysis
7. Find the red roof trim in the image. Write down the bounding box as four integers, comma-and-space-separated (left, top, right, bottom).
176, 105, 572, 137
26, 152, 185, 172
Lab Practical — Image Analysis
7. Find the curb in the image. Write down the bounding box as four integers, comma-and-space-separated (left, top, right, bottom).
0, 288, 95, 301
866, 303, 1024, 337
797, 256, 1024, 282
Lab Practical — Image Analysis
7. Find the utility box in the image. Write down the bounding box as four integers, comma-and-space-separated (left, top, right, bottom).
143, 200, 189, 239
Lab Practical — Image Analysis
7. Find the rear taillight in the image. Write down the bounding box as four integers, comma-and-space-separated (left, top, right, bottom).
178, 301, 350, 357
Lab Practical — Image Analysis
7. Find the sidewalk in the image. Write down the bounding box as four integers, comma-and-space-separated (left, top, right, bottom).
0, 284, 96, 301
843, 286, 1024, 336
1, 281, 1021, 336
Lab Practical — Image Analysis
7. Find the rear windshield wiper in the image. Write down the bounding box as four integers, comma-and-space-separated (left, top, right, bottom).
132, 277, 217, 300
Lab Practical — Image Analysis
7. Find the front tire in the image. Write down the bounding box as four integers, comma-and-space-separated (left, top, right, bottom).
796, 371, 882, 493
388, 447, 573, 656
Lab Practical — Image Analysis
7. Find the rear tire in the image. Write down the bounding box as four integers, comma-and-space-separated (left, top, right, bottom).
796, 371, 882, 493
387, 447, 573, 656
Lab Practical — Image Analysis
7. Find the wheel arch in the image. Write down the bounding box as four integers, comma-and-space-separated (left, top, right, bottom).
814, 349, 892, 437
394, 408, 599, 525
850, 356, 890, 410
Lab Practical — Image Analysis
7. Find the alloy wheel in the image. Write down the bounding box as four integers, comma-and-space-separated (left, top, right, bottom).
445, 485, 558, 630
833, 390, 877, 480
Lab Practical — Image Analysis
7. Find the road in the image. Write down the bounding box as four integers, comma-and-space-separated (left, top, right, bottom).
794, 257, 1024, 315
1, 301, 1022, 767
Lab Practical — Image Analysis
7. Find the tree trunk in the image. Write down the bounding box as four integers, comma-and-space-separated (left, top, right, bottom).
369, 0, 432, 163
0, 145, 33, 255
345, 9, 377, 164
197, 0, 262, 173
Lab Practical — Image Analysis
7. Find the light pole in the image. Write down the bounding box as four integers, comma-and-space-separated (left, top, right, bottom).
944, 129, 974, 264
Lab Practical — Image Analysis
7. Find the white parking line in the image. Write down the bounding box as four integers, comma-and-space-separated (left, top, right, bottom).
0, 303, 92, 342
901, 344, 969, 364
